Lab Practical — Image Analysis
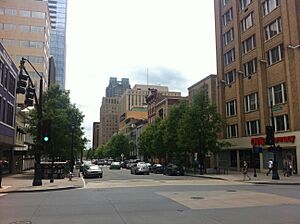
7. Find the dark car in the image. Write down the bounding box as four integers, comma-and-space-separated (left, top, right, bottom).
82, 164, 103, 178
151, 164, 164, 174
163, 164, 184, 176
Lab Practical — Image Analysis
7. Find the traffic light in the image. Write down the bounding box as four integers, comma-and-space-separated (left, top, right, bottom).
24, 86, 35, 106
42, 119, 51, 143
265, 126, 274, 145
16, 70, 28, 94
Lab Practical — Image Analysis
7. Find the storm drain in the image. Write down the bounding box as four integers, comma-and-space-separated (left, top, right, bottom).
226, 190, 237, 192
9, 221, 32, 224
190, 196, 204, 200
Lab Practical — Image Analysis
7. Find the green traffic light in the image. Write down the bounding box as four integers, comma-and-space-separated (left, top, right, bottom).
43, 136, 49, 142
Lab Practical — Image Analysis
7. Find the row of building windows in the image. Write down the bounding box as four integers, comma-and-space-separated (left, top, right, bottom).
0, 7, 45, 19
0, 60, 16, 96
225, 83, 287, 116
227, 114, 289, 138
222, 0, 279, 17
223, 16, 282, 48
0, 96, 14, 127
224, 42, 283, 69
1, 38, 44, 49
0, 23, 45, 33
16, 55, 44, 65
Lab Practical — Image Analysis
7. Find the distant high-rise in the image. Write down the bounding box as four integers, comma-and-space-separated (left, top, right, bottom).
43, 0, 67, 89
106, 77, 130, 97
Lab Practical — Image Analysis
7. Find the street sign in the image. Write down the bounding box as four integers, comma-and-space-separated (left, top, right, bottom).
121, 153, 124, 159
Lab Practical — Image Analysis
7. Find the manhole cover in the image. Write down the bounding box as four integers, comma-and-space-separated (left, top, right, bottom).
9, 221, 32, 224
190, 196, 204, 200
226, 190, 237, 192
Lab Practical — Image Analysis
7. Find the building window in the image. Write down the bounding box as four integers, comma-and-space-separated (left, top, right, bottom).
242, 35, 256, 54
227, 124, 238, 138
264, 18, 282, 41
246, 120, 260, 135
3, 23, 16, 31
222, 0, 231, 6
244, 92, 258, 112
272, 114, 289, 132
2, 99, 6, 122
240, 0, 253, 10
241, 12, 254, 32
223, 28, 234, 46
20, 25, 30, 32
222, 8, 233, 26
19, 10, 31, 17
262, 0, 279, 16
5, 8, 17, 16
266, 44, 283, 65
268, 83, 287, 106
0, 8, 4, 15
8, 72, 15, 96
31, 26, 44, 33
225, 70, 236, 85
32, 11, 45, 19
6, 102, 14, 127
224, 48, 235, 65
243, 58, 257, 76
226, 100, 236, 116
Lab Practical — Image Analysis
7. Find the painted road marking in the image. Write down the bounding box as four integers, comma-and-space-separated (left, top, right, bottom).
157, 190, 300, 210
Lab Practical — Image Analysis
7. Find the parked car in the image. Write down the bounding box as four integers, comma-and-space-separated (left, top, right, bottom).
131, 163, 150, 175
110, 161, 121, 169
151, 164, 164, 174
97, 159, 106, 166
163, 164, 184, 176
82, 164, 103, 178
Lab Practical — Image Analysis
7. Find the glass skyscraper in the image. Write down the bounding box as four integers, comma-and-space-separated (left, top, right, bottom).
44, 0, 67, 89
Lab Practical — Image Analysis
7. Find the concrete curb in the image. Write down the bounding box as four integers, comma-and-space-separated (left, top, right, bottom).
185, 173, 300, 185
1, 185, 82, 194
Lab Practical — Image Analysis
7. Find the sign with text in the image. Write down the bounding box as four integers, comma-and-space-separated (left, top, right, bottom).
251, 136, 295, 146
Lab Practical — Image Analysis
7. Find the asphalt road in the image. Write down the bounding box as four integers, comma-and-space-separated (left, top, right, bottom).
1, 167, 300, 224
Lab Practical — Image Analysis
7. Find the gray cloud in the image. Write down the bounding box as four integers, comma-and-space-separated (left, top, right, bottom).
129, 66, 188, 93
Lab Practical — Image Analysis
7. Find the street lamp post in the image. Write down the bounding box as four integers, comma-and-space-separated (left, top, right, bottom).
270, 102, 280, 180
70, 125, 75, 173
19, 58, 44, 186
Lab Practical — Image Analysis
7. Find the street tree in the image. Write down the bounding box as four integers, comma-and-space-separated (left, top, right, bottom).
178, 91, 226, 171
27, 84, 85, 161
105, 133, 130, 159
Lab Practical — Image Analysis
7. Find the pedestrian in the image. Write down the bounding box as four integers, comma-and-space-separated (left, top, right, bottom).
266, 159, 273, 176
0, 160, 3, 188
288, 160, 293, 176
242, 160, 251, 181
283, 159, 289, 177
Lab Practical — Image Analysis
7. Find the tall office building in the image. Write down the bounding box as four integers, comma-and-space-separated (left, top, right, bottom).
215, 0, 300, 174
0, 0, 51, 106
106, 77, 131, 97
42, 0, 67, 89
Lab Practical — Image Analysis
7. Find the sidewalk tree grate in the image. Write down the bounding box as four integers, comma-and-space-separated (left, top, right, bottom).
190, 196, 204, 200
9, 221, 32, 224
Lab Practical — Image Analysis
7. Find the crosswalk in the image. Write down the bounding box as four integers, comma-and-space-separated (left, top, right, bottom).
85, 178, 243, 189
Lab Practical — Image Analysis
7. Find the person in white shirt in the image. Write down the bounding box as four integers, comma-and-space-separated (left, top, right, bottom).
266, 159, 273, 176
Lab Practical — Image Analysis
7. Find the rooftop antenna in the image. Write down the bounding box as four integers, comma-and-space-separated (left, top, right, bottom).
146, 67, 149, 87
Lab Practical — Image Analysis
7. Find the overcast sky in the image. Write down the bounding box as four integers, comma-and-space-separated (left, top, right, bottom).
65, 0, 217, 148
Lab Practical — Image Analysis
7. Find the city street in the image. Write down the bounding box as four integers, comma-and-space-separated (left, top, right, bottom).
0, 167, 300, 224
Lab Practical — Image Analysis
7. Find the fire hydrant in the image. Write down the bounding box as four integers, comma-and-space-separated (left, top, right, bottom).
68, 172, 73, 181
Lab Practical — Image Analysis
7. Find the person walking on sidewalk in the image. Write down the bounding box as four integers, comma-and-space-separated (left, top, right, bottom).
242, 160, 251, 181
266, 159, 273, 176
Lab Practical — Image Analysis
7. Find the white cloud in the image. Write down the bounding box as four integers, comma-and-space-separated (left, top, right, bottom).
65, 0, 216, 147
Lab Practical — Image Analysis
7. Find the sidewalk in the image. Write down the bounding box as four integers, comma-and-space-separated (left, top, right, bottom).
186, 170, 300, 185
0, 169, 84, 193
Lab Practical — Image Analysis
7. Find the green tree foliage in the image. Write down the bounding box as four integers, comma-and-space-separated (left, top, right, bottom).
178, 91, 225, 161
105, 133, 130, 158
138, 91, 225, 166
27, 84, 86, 161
